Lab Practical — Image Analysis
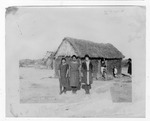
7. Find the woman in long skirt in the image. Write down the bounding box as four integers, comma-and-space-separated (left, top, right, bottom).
127, 58, 132, 75
58, 58, 69, 95
81, 54, 93, 94
69, 55, 80, 94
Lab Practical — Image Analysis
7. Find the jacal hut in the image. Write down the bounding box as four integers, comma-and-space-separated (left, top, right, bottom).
54, 37, 125, 78
43, 51, 55, 69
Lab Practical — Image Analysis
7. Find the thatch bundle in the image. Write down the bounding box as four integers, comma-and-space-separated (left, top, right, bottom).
59, 37, 124, 59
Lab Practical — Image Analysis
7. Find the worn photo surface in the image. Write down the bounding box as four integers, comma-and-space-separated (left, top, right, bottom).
6, 6, 145, 117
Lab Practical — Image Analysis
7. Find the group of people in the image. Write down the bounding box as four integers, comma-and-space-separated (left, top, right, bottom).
58, 54, 93, 95
58, 55, 132, 95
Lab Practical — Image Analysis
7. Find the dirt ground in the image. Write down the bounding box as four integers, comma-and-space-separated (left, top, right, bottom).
19, 67, 136, 117
20, 67, 131, 103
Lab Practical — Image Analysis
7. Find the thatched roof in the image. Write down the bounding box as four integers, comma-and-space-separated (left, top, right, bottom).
55, 37, 125, 59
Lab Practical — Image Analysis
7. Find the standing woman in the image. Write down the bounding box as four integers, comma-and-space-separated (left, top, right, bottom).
58, 58, 69, 95
81, 54, 93, 94
69, 55, 80, 94
127, 58, 132, 75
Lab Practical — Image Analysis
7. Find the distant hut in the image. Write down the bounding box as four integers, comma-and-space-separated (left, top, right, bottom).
54, 37, 125, 78
43, 51, 55, 69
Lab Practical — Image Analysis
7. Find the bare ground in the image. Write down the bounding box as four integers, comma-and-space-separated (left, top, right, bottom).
19, 67, 136, 117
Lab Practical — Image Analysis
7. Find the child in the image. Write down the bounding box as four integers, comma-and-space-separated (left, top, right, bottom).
101, 65, 107, 80
113, 66, 117, 78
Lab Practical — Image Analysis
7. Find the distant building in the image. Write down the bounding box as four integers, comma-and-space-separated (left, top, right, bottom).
54, 37, 125, 78
44, 51, 55, 69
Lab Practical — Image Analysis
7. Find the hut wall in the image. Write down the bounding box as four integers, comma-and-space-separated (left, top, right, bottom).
106, 59, 122, 75
55, 41, 77, 57
91, 60, 99, 78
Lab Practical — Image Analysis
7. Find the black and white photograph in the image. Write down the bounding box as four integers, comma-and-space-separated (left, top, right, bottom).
5, 5, 146, 118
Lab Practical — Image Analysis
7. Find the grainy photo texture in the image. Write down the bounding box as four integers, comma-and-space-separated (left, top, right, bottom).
6, 6, 145, 117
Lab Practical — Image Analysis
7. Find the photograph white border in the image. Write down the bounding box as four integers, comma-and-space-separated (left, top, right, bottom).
1, 0, 150, 120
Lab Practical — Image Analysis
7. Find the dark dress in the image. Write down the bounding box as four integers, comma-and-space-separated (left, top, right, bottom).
81, 61, 93, 94
58, 63, 69, 88
69, 61, 80, 87
128, 61, 132, 75
81, 61, 93, 84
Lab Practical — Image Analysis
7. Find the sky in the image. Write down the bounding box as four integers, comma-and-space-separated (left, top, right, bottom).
6, 6, 145, 59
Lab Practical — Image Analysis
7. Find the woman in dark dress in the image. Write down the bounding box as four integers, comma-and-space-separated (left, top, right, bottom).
81, 54, 93, 94
58, 58, 69, 95
127, 58, 132, 75
69, 55, 80, 94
